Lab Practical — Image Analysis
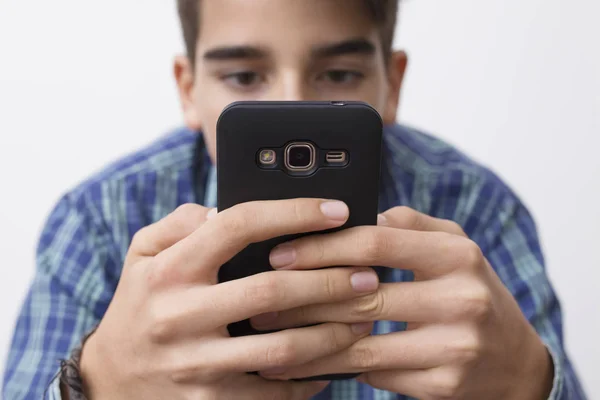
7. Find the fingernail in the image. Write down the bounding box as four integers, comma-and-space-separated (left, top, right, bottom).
207, 208, 217, 219
261, 367, 287, 376
377, 214, 388, 226
351, 322, 373, 335
350, 271, 379, 293
320, 201, 349, 221
270, 244, 296, 269
251, 312, 279, 326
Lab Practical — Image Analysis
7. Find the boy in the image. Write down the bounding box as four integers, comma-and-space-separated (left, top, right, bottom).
2, 1, 586, 399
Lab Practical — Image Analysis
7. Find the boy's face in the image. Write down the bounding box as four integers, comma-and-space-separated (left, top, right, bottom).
175, 0, 407, 162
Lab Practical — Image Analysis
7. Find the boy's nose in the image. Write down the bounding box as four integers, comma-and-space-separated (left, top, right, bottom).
265, 73, 312, 102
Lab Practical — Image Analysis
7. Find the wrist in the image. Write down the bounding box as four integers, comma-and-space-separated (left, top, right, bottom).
517, 334, 554, 400
80, 331, 113, 399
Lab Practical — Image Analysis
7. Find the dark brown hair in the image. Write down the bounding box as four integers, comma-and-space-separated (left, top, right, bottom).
177, 0, 399, 64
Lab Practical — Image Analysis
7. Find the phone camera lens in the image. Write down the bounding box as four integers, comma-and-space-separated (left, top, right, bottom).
285, 143, 315, 171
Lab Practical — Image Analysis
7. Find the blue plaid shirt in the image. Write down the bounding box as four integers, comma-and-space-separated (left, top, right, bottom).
2, 124, 586, 399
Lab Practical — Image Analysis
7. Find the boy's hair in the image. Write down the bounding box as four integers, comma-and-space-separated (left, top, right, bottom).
177, 0, 399, 65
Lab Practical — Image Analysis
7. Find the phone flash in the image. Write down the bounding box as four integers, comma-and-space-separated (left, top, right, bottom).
259, 149, 276, 165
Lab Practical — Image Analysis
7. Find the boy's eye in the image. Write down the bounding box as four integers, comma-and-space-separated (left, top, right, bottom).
318, 70, 364, 84
222, 71, 263, 88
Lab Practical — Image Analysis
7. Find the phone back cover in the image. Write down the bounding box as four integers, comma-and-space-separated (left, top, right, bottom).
217, 101, 382, 338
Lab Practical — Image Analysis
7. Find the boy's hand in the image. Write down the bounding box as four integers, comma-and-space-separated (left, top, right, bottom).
253, 206, 554, 400
79, 199, 378, 400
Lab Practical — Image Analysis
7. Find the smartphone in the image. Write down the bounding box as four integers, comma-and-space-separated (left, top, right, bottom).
216, 101, 382, 381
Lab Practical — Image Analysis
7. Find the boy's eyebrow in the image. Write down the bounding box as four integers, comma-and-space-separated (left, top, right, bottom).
312, 38, 377, 58
202, 38, 376, 61
203, 46, 267, 61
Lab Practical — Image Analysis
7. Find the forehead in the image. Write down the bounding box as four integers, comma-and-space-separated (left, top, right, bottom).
197, 0, 380, 52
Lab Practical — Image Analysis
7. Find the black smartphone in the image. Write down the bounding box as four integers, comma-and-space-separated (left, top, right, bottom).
216, 101, 383, 381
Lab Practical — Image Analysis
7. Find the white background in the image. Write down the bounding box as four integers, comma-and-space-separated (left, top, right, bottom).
0, 0, 598, 397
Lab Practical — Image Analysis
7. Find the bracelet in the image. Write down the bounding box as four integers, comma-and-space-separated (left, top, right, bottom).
57, 324, 99, 400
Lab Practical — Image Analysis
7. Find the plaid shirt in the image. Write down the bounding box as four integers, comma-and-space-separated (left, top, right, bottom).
2, 124, 586, 399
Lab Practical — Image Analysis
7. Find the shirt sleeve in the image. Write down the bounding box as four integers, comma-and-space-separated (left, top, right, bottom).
43, 375, 62, 400
467, 183, 587, 400
2, 193, 119, 400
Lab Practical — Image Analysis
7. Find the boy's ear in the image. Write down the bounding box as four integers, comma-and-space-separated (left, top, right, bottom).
382, 50, 408, 125
174, 55, 203, 131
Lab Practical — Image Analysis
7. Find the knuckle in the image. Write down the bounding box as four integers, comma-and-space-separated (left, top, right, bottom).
351, 291, 386, 319
166, 346, 224, 385
266, 338, 298, 366
175, 203, 205, 220
458, 282, 493, 321
164, 204, 206, 238
169, 354, 222, 385
394, 206, 413, 215
349, 343, 380, 369
431, 369, 464, 400
159, 348, 220, 384
459, 239, 484, 270
444, 220, 466, 236
289, 200, 307, 222
322, 324, 344, 354
389, 205, 410, 217
360, 229, 389, 263
147, 307, 176, 344
130, 227, 149, 250
452, 330, 484, 364
395, 206, 422, 229
170, 368, 193, 384
220, 210, 250, 238
170, 363, 203, 384
148, 319, 173, 344
321, 272, 338, 300
244, 274, 286, 311
313, 237, 327, 263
